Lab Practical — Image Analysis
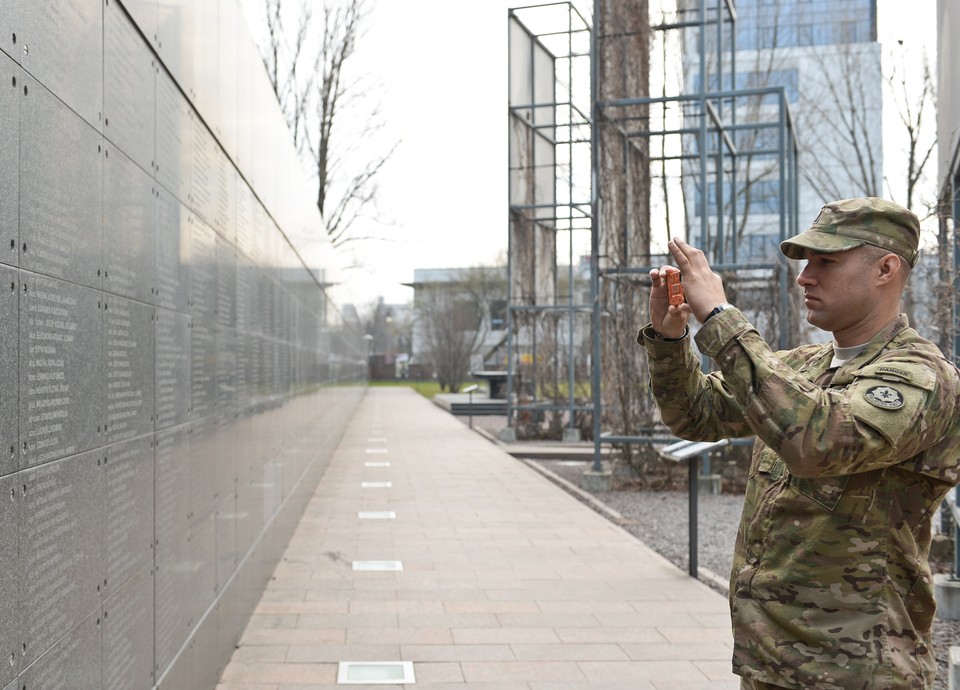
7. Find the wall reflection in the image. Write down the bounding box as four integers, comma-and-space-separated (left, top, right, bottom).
0, 1, 366, 687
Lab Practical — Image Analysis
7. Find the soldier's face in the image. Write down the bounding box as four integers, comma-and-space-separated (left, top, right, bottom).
796, 248, 873, 334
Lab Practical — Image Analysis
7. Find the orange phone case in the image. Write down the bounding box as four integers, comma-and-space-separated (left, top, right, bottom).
666, 272, 684, 306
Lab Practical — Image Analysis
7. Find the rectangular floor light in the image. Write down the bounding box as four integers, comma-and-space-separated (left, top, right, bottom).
337, 661, 415, 684
352, 560, 403, 571
358, 511, 396, 519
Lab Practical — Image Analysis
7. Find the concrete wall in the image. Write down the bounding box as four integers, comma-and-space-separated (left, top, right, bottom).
0, 1, 364, 687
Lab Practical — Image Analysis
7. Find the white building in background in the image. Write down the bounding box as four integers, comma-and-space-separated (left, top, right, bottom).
936, 0, 960, 364
405, 267, 508, 374
684, 0, 883, 258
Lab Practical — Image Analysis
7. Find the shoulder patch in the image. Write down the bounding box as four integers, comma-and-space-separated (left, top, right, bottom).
854, 362, 938, 390
872, 365, 913, 382
864, 385, 904, 410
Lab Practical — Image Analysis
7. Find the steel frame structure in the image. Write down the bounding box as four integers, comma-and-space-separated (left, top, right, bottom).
505, 1, 800, 467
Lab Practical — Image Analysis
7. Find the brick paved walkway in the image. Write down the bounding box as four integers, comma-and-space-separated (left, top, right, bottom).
217, 387, 738, 689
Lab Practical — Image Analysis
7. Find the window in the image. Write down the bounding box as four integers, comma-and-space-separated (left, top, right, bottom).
759, 26, 777, 49
491, 300, 507, 330
838, 21, 857, 42
797, 24, 814, 46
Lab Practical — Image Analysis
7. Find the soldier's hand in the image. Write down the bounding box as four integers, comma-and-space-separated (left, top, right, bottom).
649, 266, 689, 338
667, 238, 729, 323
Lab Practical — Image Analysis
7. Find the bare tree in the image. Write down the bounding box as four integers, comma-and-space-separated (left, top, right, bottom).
595, 0, 654, 465
255, 0, 397, 247
799, 42, 883, 200
415, 266, 507, 393
886, 45, 937, 213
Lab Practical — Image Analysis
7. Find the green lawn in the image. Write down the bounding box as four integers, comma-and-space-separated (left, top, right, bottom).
369, 379, 444, 400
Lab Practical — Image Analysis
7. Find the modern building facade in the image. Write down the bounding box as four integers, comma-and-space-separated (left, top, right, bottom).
687, 0, 883, 258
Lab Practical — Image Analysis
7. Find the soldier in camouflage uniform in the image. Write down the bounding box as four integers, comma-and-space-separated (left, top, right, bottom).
639, 197, 960, 689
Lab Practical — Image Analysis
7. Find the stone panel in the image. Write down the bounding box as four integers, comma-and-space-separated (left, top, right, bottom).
188, 515, 217, 630
235, 331, 252, 414
103, 566, 154, 690
155, 64, 191, 204
235, 177, 254, 262
235, 252, 254, 335
216, 0, 239, 158
194, 604, 223, 688
190, 320, 215, 418
0, 266, 17, 478
215, 492, 238, 593
189, 0, 220, 132
156, 637, 193, 690
156, 187, 189, 312
19, 75, 103, 289
155, 309, 190, 430
216, 329, 238, 444
0, 473, 19, 687
156, 0, 200, 101
104, 437, 154, 594
8, 0, 103, 129
155, 425, 189, 554
104, 295, 155, 445
19, 610, 102, 690
189, 417, 216, 525
20, 449, 103, 668
189, 114, 217, 225
103, 143, 157, 305
0, 55, 18, 268
216, 235, 236, 329
20, 274, 103, 467
212, 150, 237, 244
154, 519, 191, 675
188, 214, 217, 320
104, 0, 155, 173
119, 0, 159, 51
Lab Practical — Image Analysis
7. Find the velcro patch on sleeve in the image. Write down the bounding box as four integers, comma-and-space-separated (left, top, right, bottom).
848, 364, 934, 446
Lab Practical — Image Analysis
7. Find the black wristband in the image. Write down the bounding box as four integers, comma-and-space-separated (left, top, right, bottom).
705, 303, 734, 321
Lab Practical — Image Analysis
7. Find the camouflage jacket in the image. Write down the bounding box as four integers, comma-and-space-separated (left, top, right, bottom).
640, 310, 960, 689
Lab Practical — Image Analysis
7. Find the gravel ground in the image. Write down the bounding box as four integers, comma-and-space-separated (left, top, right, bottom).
526, 456, 959, 690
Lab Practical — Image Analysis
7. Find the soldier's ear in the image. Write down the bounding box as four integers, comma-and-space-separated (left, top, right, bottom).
876, 253, 904, 286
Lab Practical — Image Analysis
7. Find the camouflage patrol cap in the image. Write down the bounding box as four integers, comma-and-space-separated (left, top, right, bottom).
780, 197, 920, 267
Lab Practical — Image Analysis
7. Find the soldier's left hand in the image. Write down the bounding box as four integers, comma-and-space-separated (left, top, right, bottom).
667, 238, 729, 323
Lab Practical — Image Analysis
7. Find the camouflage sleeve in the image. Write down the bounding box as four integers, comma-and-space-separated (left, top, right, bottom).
695, 308, 955, 478
638, 324, 754, 441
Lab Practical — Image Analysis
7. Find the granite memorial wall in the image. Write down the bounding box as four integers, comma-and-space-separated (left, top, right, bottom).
0, 1, 366, 687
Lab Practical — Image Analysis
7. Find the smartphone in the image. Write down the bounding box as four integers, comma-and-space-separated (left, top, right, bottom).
665, 271, 684, 307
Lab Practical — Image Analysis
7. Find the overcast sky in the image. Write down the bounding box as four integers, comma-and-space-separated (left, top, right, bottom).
241, 1, 937, 308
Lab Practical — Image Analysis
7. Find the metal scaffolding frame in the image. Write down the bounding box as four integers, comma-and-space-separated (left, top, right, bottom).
505, 1, 800, 467
505, 3, 593, 440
